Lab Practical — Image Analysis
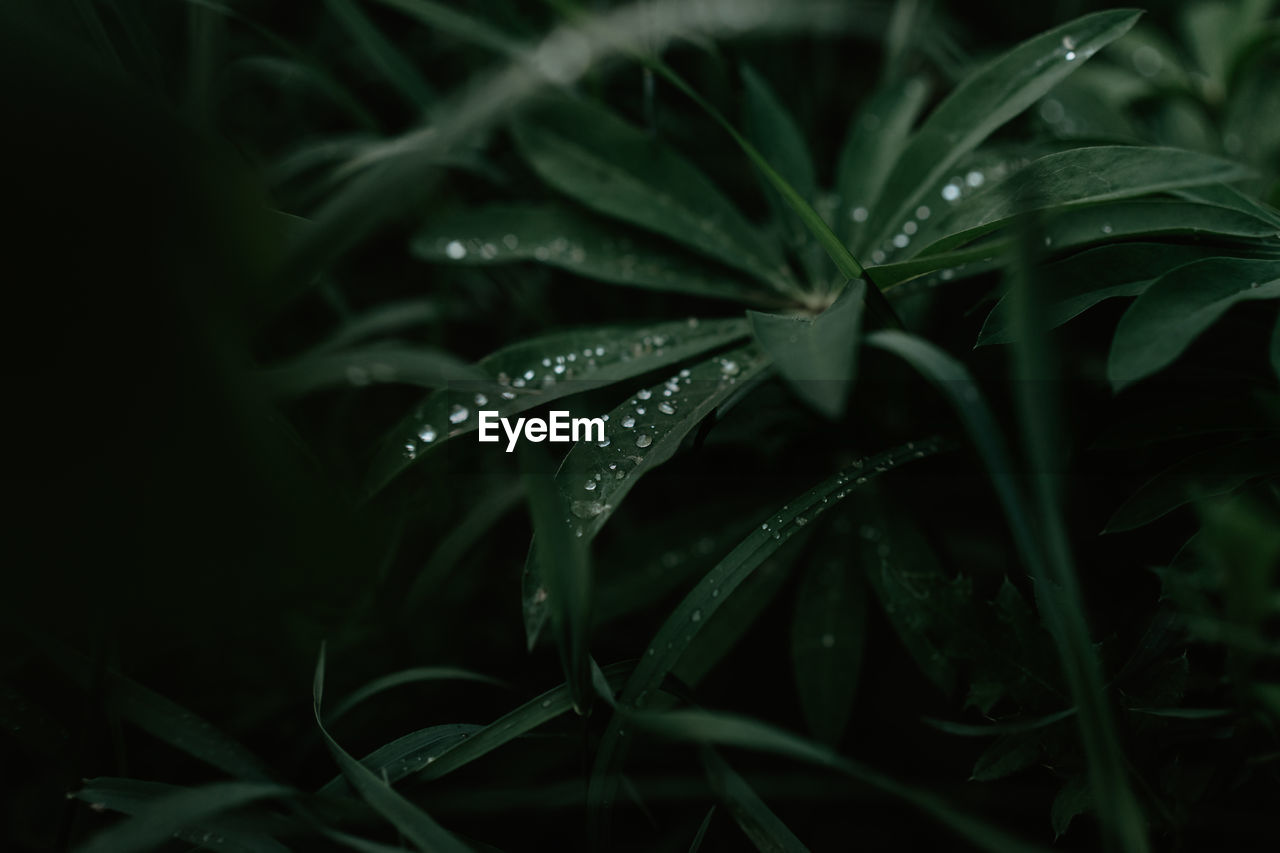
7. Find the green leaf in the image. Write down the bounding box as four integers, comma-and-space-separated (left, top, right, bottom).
323, 0, 434, 111
420, 662, 631, 782
741, 64, 824, 284
1109, 257, 1280, 390
586, 438, 950, 848
74, 781, 290, 853
73, 778, 295, 853
924, 708, 1077, 737
977, 243, 1221, 346
513, 97, 792, 294
312, 646, 469, 853
835, 77, 931, 254
1105, 439, 1280, 532
790, 518, 868, 746
970, 732, 1044, 781
748, 280, 865, 418
918, 147, 1254, 256
47, 647, 273, 782
866, 9, 1142, 252
319, 724, 482, 792
412, 203, 778, 304
631, 709, 1042, 853
327, 667, 506, 722
259, 346, 486, 397
365, 317, 750, 495
523, 462, 593, 714
1174, 184, 1280, 229
741, 64, 816, 214
702, 750, 810, 853
688, 805, 717, 853
1050, 774, 1092, 840
522, 345, 771, 648
368, 0, 526, 58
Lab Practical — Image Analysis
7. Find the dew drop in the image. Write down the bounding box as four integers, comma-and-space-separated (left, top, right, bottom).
941, 183, 961, 202
636, 434, 653, 448
658, 401, 675, 415
584, 480, 597, 491
720, 359, 740, 377
916, 205, 931, 220
1102, 223, 1113, 234
474, 393, 488, 406
691, 609, 702, 622
597, 437, 611, 448
851, 206, 869, 223
636, 389, 651, 400
445, 240, 466, 260
418, 424, 437, 443
966, 170, 985, 188
902, 221, 918, 236
449, 404, 469, 424
1065, 50, 1076, 61
622, 416, 635, 428
893, 233, 910, 249
502, 233, 519, 250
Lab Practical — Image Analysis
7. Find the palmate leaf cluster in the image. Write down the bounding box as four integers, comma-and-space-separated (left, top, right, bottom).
6, 1, 1280, 851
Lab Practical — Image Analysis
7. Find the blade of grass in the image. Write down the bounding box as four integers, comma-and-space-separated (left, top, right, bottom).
74, 781, 291, 853
323, 0, 435, 112
327, 668, 507, 722
420, 662, 632, 781
312, 646, 470, 853
703, 749, 810, 852
523, 455, 594, 714
635, 710, 1044, 853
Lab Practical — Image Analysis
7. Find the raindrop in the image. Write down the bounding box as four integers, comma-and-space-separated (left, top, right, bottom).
474, 393, 488, 406
720, 359, 740, 377
691, 609, 702, 622
502, 233, 519, 250
941, 183, 961, 202
851, 206, 869, 222
916, 205, 931, 220
622, 416, 635, 428
553, 364, 566, 375
658, 401, 675, 415
1065, 50, 1076, 61
871, 249, 886, 264
1101, 224, 1113, 234
635, 406, 646, 415
501, 391, 516, 400
893, 233, 910, 249
966, 170, 985, 188
418, 425, 437, 443
598, 437, 611, 448
449, 405, 468, 424
584, 481, 597, 491
636, 434, 653, 448
541, 699, 553, 708
636, 389, 651, 400
445, 240, 466, 260
903, 221, 918, 236
523, 369, 536, 381
480, 242, 498, 259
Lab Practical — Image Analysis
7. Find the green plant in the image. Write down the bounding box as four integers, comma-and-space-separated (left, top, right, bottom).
6, 1, 1280, 851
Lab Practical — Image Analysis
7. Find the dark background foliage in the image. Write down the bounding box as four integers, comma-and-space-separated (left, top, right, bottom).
2, 1, 1278, 851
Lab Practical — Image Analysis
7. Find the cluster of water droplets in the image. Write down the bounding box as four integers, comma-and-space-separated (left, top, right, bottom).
558, 350, 759, 537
